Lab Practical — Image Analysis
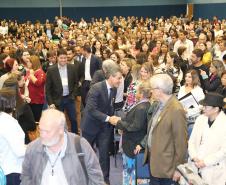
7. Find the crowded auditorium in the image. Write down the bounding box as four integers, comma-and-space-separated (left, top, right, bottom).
0, 0, 226, 185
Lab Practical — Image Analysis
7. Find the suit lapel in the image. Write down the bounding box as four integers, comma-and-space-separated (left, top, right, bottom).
55, 66, 62, 88
67, 64, 71, 91
102, 81, 109, 104
154, 96, 175, 128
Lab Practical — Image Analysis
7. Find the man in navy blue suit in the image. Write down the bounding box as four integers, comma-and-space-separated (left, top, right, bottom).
81, 62, 122, 185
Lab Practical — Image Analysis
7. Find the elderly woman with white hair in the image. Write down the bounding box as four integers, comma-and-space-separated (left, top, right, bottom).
109, 82, 151, 185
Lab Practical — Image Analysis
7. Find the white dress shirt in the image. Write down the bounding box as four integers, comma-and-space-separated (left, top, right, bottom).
115, 77, 124, 103
174, 38, 194, 60
41, 133, 68, 185
85, 54, 92, 81
58, 64, 69, 96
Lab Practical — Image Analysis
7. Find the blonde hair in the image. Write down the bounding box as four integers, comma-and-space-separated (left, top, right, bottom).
30, 55, 41, 71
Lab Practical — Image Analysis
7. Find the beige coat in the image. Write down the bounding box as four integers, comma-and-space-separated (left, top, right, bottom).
144, 96, 188, 178
188, 111, 226, 185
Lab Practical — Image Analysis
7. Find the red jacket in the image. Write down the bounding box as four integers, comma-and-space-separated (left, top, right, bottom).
28, 68, 46, 104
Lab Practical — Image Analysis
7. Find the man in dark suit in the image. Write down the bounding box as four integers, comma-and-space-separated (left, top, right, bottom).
81, 63, 122, 185
79, 44, 102, 106
45, 49, 78, 134
90, 59, 116, 86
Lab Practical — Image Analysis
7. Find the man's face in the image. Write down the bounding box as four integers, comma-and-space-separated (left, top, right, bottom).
67, 50, 74, 61
109, 72, 122, 88
39, 119, 63, 147
48, 56, 56, 64
179, 32, 186, 41
58, 54, 67, 66
190, 53, 199, 64
27, 41, 33, 49
74, 47, 81, 56
63, 31, 70, 39
199, 34, 206, 44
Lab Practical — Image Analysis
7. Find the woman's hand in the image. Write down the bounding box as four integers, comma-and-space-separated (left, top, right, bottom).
134, 145, 142, 154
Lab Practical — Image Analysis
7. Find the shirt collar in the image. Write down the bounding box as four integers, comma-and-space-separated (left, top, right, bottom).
106, 80, 112, 90
58, 63, 67, 70
86, 53, 91, 60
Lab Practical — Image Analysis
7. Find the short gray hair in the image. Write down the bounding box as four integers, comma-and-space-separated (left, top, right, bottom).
105, 62, 121, 79
102, 59, 117, 73
137, 81, 151, 99
150, 74, 173, 95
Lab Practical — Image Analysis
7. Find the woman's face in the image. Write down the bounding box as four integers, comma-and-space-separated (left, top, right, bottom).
210, 63, 217, 75
185, 72, 193, 86
131, 41, 136, 49
18, 76, 25, 88
22, 52, 30, 62
161, 44, 168, 53
142, 43, 149, 52
120, 61, 129, 75
117, 50, 126, 60
12, 60, 19, 72
166, 53, 173, 65
198, 43, 206, 51
27, 60, 32, 69
156, 41, 161, 49
221, 74, 226, 86
148, 54, 154, 63
102, 51, 108, 59
117, 37, 122, 45
3, 46, 10, 55
110, 54, 118, 63
95, 41, 101, 50
140, 67, 150, 80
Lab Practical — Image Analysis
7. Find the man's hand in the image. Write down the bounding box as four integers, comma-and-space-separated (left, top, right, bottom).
109, 116, 121, 125
49, 104, 56, 109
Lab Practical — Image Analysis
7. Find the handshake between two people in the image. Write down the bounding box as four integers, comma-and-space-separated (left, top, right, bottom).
108, 115, 121, 125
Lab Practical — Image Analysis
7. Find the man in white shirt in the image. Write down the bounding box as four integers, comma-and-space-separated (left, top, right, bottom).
174, 30, 194, 60
79, 44, 101, 106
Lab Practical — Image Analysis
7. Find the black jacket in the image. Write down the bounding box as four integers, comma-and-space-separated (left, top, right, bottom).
81, 81, 117, 136
116, 101, 150, 158
45, 64, 78, 107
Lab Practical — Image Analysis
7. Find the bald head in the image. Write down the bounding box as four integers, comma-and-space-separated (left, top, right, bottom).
39, 109, 66, 148
40, 109, 66, 130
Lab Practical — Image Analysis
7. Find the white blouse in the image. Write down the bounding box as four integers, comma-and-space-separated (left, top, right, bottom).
178, 85, 205, 120
0, 112, 26, 175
